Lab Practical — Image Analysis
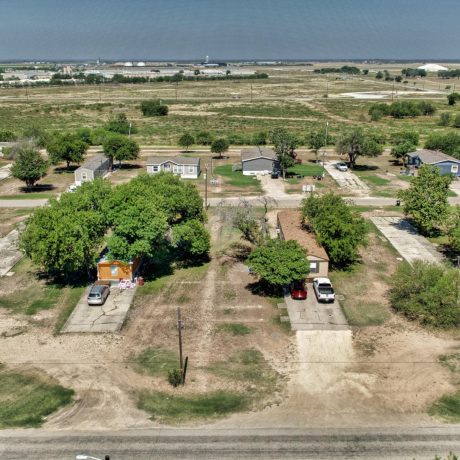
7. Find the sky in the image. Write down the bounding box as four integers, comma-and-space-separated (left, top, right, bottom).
1, 0, 459, 61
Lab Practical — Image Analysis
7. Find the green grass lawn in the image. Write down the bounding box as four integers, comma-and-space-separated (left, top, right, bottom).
214, 164, 262, 190
0, 366, 74, 428
0, 192, 55, 200
361, 175, 391, 186
287, 163, 325, 177
428, 390, 460, 423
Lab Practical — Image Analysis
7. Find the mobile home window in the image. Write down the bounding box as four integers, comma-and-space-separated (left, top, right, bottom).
309, 262, 319, 274
452, 164, 459, 173
81, 172, 88, 181
110, 265, 118, 276
188, 166, 195, 173
152, 166, 159, 172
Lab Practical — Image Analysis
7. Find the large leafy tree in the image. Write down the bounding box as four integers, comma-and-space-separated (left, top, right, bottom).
211, 138, 230, 159
172, 219, 210, 260
336, 128, 384, 168
398, 165, 452, 235
390, 130, 419, 164
307, 130, 327, 162
10, 142, 48, 189
301, 193, 368, 267
47, 133, 88, 169
425, 131, 460, 157
178, 133, 195, 152
270, 128, 299, 179
102, 133, 140, 167
140, 99, 168, 116
248, 239, 309, 287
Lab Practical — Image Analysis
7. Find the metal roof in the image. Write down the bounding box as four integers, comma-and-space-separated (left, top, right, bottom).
76, 154, 109, 171
406, 149, 460, 165
241, 147, 276, 162
146, 156, 200, 166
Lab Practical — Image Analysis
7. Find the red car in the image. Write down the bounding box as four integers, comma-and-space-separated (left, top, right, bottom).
290, 281, 307, 300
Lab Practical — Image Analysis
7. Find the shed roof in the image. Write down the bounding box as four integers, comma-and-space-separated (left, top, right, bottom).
146, 156, 200, 166
406, 149, 460, 165
76, 154, 109, 172
241, 146, 276, 162
277, 210, 329, 261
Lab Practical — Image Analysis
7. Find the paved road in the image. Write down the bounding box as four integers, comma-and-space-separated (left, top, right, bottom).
371, 217, 443, 265
0, 427, 459, 459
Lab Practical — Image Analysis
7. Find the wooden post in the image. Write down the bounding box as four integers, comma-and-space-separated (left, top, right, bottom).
177, 307, 184, 383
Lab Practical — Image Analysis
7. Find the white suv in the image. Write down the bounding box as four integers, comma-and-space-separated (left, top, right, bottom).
313, 277, 335, 303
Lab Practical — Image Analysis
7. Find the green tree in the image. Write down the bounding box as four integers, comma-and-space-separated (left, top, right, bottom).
22, 126, 51, 148
375, 71, 384, 79
178, 132, 195, 152
439, 112, 452, 127
390, 261, 460, 328
195, 131, 213, 145
390, 131, 419, 163
448, 92, 460, 106
0, 129, 17, 141
425, 131, 460, 157
252, 131, 267, 145
47, 133, 88, 169
445, 206, 460, 253
211, 138, 230, 159
307, 130, 328, 162
10, 142, 48, 189
248, 239, 309, 287
102, 133, 140, 167
301, 193, 368, 267
172, 219, 210, 259
453, 113, 460, 129
398, 165, 452, 235
104, 113, 136, 135
336, 128, 384, 168
270, 128, 299, 179
140, 99, 168, 116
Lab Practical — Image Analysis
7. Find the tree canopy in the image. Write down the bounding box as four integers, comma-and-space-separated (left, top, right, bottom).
104, 113, 136, 135
398, 165, 452, 235
390, 130, 419, 163
140, 99, 169, 116
248, 239, 309, 287
301, 193, 368, 267
178, 133, 195, 152
335, 128, 384, 168
10, 142, 48, 189
102, 133, 140, 167
47, 133, 88, 169
270, 128, 299, 178
425, 131, 460, 157
210, 138, 230, 158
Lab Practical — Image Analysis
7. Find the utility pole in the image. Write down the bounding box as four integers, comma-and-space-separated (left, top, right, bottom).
204, 166, 208, 208
250, 83, 253, 103
128, 122, 132, 138
175, 81, 178, 101
322, 121, 329, 167
177, 307, 184, 383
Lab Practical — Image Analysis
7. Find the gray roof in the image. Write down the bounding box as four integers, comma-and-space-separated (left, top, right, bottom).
241, 147, 276, 162
406, 149, 460, 165
146, 156, 200, 166
76, 154, 109, 171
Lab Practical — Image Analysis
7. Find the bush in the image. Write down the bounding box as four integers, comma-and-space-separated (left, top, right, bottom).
439, 112, 452, 127
425, 131, 460, 157
195, 131, 214, 145
390, 261, 460, 328
167, 369, 183, 387
0, 129, 17, 142
140, 99, 168, 116
453, 114, 460, 129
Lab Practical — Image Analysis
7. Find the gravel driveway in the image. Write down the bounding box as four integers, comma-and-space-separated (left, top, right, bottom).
323, 161, 370, 195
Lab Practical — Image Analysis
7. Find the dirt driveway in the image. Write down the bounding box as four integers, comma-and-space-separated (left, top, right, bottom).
0, 229, 22, 277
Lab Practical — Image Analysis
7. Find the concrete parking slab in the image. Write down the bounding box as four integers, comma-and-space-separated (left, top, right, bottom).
371, 216, 443, 265
61, 286, 137, 333
324, 161, 370, 195
0, 229, 22, 277
0, 164, 11, 181
284, 283, 349, 331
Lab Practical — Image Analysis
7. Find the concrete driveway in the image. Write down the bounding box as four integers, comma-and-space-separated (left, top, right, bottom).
284, 283, 349, 331
324, 161, 370, 195
62, 285, 137, 333
0, 164, 11, 181
0, 229, 22, 277
371, 216, 443, 265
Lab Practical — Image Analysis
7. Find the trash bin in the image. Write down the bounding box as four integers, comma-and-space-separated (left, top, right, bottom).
396, 199, 401, 206
137, 276, 144, 286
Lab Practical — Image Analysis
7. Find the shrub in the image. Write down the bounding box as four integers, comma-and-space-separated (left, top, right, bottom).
140, 99, 168, 116
439, 112, 452, 127
167, 369, 183, 387
0, 129, 17, 141
390, 261, 460, 328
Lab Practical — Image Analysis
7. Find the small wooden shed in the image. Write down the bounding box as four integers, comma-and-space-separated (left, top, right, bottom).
97, 253, 140, 282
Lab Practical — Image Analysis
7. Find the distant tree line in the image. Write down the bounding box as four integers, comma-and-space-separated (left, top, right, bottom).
314, 66, 360, 75
369, 100, 436, 120
439, 69, 460, 79
401, 68, 427, 78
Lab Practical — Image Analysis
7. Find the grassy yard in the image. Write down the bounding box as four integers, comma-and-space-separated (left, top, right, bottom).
0, 366, 74, 428
214, 164, 262, 190
216, 322, 253, 336
0, 192, 55, 200
132, 347, 179, 377
287, 163, 325, 177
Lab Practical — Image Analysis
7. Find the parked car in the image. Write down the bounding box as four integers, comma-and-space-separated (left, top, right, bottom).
313, 277, 335, 303
290, 280, 307, 300
335, 162, 348, 172
87, 284, 110, 306
67, 184, 78, 193
271, 169, 280, 179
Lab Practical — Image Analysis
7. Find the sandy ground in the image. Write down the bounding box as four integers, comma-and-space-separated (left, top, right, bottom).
0, 215, 458, 431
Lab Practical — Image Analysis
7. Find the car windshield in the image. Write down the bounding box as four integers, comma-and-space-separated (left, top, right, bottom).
89, 293, 101, 298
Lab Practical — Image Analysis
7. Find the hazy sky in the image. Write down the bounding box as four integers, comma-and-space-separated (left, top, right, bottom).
1, 0, 459, 60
